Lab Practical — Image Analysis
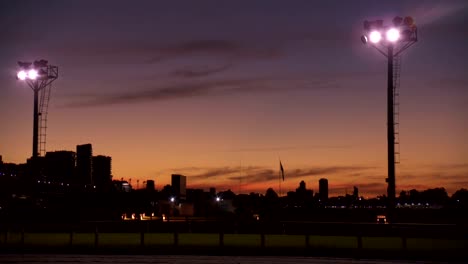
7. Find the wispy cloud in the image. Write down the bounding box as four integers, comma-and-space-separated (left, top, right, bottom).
145, 39, 282, 63
183, 165, 375, 184
410, 1, 468, 26
63, 78, 259, 107
54, 39, 282, 65
225, 145, 351, 153
190, 166, 260, 179
62, 77, 339, 108
170, 64, 232, 78
230, 166, 376, 184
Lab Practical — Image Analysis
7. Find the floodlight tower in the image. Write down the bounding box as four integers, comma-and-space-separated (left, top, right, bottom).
16, 60, 59, 159
361, 17, 417, 210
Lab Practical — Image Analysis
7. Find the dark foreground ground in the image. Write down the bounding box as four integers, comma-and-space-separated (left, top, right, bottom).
1, 246, 467, 263
0, 255, 465, 264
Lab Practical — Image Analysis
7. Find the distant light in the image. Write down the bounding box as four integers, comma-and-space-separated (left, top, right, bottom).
17, 70, 27, 80
170, 197, 175, 202
28, 69, 38, 80
369, 31, 382, 43
386, 28, 400, 42
216, 197, 221, 202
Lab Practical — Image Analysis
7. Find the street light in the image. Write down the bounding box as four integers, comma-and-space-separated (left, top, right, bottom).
16, 60, 58, 159
361, 17, 417, 212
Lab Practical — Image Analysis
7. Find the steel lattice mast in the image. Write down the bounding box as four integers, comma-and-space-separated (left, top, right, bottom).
360, 16, 418, 211
16, 60, 58, 159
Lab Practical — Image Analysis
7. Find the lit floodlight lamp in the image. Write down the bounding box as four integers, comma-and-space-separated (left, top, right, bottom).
17, 70, 27, 80
361, 35, 368, 44
369, 31, 382, 43
170, 197, 175, 202
386, 28, 400, 42
216, 197, 221, 202
27, 69, 38, 80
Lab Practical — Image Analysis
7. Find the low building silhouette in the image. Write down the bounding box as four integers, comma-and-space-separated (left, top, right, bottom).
146, 180, 155, 191
44, 151, 75, 183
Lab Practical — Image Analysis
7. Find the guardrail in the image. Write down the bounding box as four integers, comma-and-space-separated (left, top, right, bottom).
0, 221, 467, 252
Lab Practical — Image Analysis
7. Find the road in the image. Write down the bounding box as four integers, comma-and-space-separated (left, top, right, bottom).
0, 255, 460, 264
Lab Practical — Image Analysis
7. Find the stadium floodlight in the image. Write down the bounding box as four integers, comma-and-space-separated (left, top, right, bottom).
27, 69, 38, 80
15, 60, 58, 161
386, 28, 400, 42
360, 17, 418, 214
369, 31, 382, 43
17, 70, 27, 80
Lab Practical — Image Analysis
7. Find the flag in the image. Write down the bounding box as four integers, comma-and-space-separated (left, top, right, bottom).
280, 160, 285, 181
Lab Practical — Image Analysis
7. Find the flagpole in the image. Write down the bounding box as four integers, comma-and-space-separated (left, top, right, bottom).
239, 160, 242, 195
279, 157, 281, 197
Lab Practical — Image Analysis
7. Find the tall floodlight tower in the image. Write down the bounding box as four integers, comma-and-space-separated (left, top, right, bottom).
361, 17, 417, 211
16, 60, 59, 159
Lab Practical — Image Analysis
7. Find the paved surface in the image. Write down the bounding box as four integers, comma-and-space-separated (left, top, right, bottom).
0, 255, 459, 264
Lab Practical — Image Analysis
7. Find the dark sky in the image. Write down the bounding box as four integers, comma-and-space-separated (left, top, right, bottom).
1, 0, 467, 196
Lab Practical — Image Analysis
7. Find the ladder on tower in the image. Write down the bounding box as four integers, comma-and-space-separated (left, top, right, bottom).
38, 83, 53, 157
393, 55, 401, 164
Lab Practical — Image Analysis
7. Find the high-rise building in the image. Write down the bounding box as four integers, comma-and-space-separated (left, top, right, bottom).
76, 144, 93, 185
146, 180, 155, 191
171, 174, 187, 200
319, 178, 328, 201
92, 155, 112, 190
44, 151, 76, 182
353, 186, 359, 198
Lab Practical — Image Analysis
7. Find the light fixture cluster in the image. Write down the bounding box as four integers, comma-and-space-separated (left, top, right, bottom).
16, 60, 49, 81
361, 16, 417, 45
